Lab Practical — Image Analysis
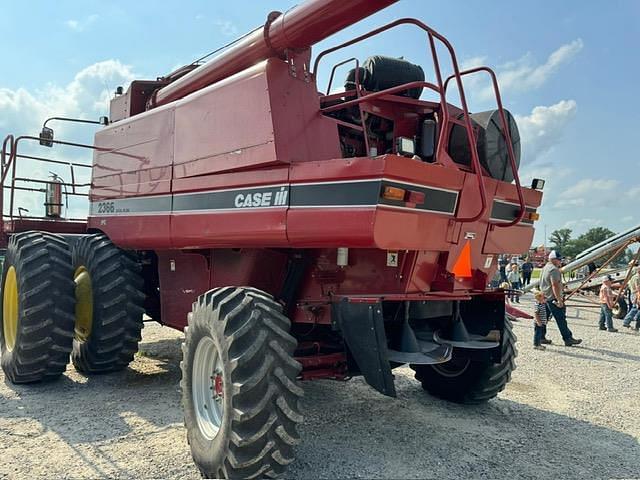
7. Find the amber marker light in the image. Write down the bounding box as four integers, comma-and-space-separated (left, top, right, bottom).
382, 186, 406, 201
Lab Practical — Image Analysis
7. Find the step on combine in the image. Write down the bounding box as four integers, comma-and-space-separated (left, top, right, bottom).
0, 0, 543, 477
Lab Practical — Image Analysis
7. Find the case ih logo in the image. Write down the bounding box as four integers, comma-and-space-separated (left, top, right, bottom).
234, 187, 288, 208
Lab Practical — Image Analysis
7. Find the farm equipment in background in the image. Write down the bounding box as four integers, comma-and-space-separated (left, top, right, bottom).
525, 224, 640, 319
529, 245, 550, 268
0, 0, 544, 477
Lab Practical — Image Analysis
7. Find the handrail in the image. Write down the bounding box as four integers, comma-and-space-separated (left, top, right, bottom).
326, 58, 360, 96
313, 18, 488, 223
444, 66, 526, 228
321, 81, 440, 113
1, 134, 14, 176
0, 134, 99, 224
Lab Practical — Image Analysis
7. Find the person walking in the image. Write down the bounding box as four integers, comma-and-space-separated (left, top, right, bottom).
623, 266, 640, 331
533, 290, 549, 350
539, 250, 582, 346
506, 263, 521, 303
598, 275, 618, 332
521, 258, 534, 286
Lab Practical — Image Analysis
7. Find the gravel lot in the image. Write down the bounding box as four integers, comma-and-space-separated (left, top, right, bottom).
1, 294, 639, 479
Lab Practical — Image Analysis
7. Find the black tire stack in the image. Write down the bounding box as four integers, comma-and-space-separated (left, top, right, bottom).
0, 231, 145, 382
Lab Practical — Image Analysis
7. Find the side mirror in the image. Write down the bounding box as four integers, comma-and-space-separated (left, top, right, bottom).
39, 126, 54, 147
99, 116, 109, 126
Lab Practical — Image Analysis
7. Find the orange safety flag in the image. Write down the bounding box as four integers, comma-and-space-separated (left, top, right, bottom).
452, 240, 473, 278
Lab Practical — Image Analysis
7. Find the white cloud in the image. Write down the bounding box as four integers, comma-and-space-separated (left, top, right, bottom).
626, 186, 640, 198
0, 60, 136, 218
460, 39, 583, 104
0, 60, 135, 137
461, 56, 487, 71
65, 14, 99, 32
516, 99, 577, 164
498, 39, 583, 94
553, 178, 619, 209
564, 218, 603, 229
213, 19, 238, 37
562, 178, 618, 198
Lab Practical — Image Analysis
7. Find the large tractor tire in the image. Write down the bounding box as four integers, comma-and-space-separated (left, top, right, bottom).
0, 231, 75, 383
181, 287, 303, 479
70, 234, 145, 373
412, 318, 517, 405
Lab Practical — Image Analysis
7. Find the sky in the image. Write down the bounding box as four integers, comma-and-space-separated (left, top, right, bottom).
0, 0, 638, 246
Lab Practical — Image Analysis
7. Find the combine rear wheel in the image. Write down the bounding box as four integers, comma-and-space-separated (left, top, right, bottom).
412, 317, 517, 404
0, 231, 75, 383
181, 287, 303, 479
70, 234, 145, 373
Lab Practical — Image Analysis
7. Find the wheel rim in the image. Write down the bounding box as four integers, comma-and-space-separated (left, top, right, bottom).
432, 356, 471, 377
192, 336, 225, 440
2, 266, 19, 352
74, 266, 93, 342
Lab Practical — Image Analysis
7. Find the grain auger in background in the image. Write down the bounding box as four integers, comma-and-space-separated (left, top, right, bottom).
0, 0, 544, 477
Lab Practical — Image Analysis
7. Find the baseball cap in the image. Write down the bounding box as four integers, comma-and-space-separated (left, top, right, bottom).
548, 250, 563, 260
604, 274, 613, 281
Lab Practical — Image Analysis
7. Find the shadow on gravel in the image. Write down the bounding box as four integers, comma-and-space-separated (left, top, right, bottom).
0, 335, 185, 477
2, 331, 638, 480
578, 345, 640, 363
288, 376, 640, 480
549, 348, 621, 364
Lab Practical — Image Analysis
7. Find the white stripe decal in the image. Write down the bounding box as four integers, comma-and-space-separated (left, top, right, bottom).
90, 179, 460, 217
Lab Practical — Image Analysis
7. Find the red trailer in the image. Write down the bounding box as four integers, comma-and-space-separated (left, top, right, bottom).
0, 1, 543, 477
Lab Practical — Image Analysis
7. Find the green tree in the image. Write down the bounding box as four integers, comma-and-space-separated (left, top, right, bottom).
549, 228, 572, 251
563, 227, 616, 260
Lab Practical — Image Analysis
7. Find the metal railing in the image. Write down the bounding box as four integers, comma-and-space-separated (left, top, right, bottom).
313, 18, 525, 225
1, 135, 95, 224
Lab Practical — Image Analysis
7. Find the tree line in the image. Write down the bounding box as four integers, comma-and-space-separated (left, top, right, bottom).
548, 227, 634, 266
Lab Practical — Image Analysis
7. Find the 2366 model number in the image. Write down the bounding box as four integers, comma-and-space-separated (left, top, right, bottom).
96, 201, 115, 214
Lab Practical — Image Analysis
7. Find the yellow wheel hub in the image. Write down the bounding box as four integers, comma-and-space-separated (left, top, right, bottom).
74, 266, 93, 342
3, 266, 19, 352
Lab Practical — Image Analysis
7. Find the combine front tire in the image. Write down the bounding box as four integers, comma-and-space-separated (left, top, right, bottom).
70, 234, 145, 373
412, 318, 517, 404
0, 232, 75, 383
181, 287, 303, 479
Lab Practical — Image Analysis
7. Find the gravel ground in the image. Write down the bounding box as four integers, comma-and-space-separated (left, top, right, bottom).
1, 294, 639, 479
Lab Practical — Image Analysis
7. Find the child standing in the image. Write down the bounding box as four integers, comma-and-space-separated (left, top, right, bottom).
598, 275, 618, 332
507, 263, 521, 303
533, 290, 549, 350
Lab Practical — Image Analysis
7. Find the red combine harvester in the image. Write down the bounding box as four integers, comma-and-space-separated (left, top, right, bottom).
1, 0, 543, 477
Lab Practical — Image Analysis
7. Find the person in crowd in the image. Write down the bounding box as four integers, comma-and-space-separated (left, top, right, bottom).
521, 257, 534, 286
622, 265, 640, 330
598, 275, 618, 332
499, 255, 508, 283
506, 263, 521, 303
490, 268, 502, 288
539, 250, 582, 346
533, 290, 549, 350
